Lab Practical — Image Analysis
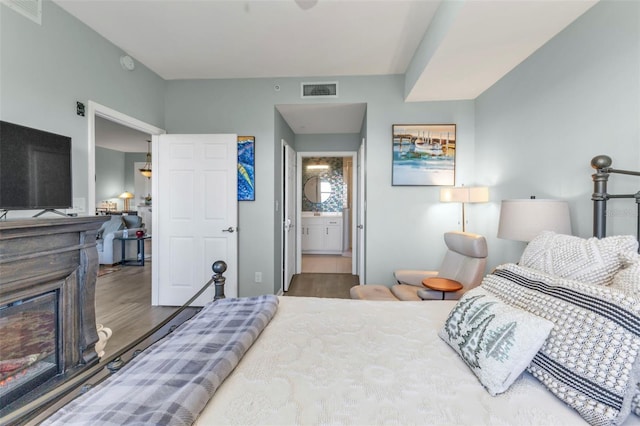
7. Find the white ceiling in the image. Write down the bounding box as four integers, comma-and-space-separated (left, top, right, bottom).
56, 0, 441, 81
276, 103, 367, 134
95, 116, 150, 152
56, 0, 598, 138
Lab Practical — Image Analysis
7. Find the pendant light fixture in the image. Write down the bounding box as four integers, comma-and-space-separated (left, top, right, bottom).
139, 140, 152, 179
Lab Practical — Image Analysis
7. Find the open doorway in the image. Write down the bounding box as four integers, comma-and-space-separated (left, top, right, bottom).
277, 102, 367, 293
87, 101, 164, 273
94, 116, 152, 267
94, 117, 151, 214
296, 151, 358, 275
87, 102, 167, 357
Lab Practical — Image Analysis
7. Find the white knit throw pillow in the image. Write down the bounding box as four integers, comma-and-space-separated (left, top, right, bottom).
611, 253, 640, 418
611, 252, 640, 295
520, 231, 638, 286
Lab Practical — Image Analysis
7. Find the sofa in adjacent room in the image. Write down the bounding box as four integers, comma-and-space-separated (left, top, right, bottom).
96, 214, 144, 265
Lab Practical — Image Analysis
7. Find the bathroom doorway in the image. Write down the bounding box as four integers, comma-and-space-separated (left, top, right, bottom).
297, 152, 357, 274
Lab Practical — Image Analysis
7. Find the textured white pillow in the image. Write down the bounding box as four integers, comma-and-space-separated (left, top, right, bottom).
611, 253, 640, 418
439, 287, 554, 396
485, 263, 640, 426
520, 231, 638, 286
611, 252, 640, 295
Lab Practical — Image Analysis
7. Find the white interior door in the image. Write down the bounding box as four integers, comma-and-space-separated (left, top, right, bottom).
282, 140, 297, 292
357, 138, 366, 283
155, 134, 238, 306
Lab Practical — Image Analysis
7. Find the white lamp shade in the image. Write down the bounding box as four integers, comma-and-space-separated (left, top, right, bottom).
469, 187, 489, 203
440, 187, 468, 202
440, 187, 489, 203
497, 199, 571, 242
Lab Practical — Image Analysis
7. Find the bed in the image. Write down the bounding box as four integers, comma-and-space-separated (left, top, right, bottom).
196, 296, 595, 426
39, 156, 640, 426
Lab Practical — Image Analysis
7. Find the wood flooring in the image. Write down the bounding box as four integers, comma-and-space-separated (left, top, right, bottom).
95, 263, 176, 359
284, 273, 359, 299
95, 259, 360, 358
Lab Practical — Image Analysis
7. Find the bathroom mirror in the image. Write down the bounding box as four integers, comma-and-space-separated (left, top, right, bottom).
304, 176, 332, 203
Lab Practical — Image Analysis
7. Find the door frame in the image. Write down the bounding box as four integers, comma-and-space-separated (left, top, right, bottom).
87, 101, 165, 303
357, 138, 366, 283
281, 139, 296, 293
296, 151, 358, 275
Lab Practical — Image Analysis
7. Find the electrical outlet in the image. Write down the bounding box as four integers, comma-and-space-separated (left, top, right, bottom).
255, 272, 262, 283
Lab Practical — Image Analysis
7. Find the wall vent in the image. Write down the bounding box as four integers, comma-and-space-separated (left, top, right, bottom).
1, 0, 42, 25
301, 82, 338, 99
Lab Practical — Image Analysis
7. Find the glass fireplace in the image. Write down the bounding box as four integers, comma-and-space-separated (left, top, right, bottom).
0, 291, 59, 407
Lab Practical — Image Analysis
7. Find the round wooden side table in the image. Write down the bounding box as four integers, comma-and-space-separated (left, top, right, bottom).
421, 277, 463, 300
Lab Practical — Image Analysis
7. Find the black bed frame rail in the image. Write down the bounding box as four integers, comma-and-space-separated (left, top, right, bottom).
2, 260, 228, 426
591, 155, 640, 245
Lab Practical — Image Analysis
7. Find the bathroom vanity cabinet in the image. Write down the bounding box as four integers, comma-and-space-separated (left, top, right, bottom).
301, 215, 342, 254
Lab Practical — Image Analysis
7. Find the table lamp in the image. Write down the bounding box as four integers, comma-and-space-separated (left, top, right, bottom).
119, 191, 134, 212
440, 186, 489, 232
497, 198, 571, 242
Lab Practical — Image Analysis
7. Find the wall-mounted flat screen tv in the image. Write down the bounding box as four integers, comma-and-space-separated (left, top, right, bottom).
0, 121, 72, 211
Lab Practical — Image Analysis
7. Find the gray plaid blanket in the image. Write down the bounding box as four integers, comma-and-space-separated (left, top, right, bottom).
43, 295, 279, 425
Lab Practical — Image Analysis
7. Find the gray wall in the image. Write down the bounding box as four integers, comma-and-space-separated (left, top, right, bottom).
125, 152, 147, 193
165, 75, 475, 294
165, 78, 288, 296
475, 0, 640, 268
95, 148, 146, 210
2, 1, 638, 297
0, 1, 165, 216
95, 146, 125, 207
296, 134, 361, 152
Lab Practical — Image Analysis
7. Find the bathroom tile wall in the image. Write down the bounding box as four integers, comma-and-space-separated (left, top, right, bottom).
302, 157, 346, 212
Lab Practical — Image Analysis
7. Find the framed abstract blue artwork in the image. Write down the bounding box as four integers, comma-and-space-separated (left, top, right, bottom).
237, 136, 255, 201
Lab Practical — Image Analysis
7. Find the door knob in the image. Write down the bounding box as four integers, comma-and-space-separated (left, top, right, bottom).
357, 224, 364, 229
222, 227, 235, 233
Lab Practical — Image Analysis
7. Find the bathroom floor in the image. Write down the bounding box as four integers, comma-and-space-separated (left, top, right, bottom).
301, 254, 352, 273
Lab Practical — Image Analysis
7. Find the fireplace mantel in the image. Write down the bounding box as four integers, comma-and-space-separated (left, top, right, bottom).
0, 216, 108, 419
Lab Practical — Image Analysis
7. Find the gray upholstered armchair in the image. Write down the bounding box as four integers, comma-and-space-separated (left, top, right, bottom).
350, 231, 488, 301
392, 231, 488, 301
96, 214, 144, 265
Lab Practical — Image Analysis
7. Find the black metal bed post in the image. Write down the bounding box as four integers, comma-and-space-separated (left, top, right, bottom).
636, 192, 640, 245
213, 260, 227, 300
591, 155, 611, 238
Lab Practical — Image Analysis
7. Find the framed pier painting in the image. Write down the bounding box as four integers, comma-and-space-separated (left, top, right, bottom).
392, 124, 456, 186
237, 136, 255, 201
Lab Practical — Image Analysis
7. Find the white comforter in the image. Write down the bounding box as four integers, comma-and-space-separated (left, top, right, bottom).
196, 297, 640, 425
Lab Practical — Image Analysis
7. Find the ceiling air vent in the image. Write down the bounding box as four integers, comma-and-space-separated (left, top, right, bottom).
301, 82, 338, 99
1, 0, 42, 25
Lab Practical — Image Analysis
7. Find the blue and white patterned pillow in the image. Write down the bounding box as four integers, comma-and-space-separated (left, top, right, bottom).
483, 263, 640, 426
439, 287, 554, 396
